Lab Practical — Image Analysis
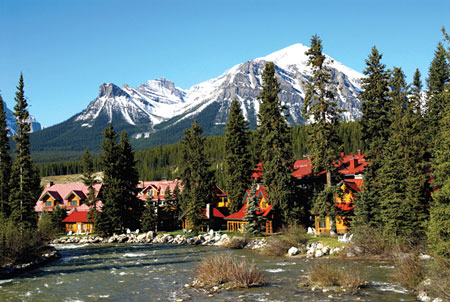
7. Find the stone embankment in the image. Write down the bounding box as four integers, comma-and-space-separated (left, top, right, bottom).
52, 231, 341, 258
0, 248, 61, 279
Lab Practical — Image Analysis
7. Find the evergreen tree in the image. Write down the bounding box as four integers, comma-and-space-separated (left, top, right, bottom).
95, 124, 122, 236
141, 197, 156, 232
354, 47, 391, 227
0, 95, 11, 216
8, 74, 41, 230
244, 182, 262, 235
81, 148, 99, 230
180, 121, 215, 232
425, 42, 450, 144
377, 67, 428, 238
173, 183, 182, 215
258, 62, 297, 226
51, 205, 67, 233
302, 35, 342, 187
428, 101, 450, 259
224, 99, 251, 213
118, 131, 142, 231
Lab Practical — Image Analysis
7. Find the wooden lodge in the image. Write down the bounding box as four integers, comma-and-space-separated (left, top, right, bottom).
224, 187, 274, 234
62, 210, 93, 234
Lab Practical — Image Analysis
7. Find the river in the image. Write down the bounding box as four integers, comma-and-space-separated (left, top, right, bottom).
0, 244, 417, 301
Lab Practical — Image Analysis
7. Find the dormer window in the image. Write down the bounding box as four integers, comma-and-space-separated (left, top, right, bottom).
70, 200, 78, 207
45, 201, 53, 207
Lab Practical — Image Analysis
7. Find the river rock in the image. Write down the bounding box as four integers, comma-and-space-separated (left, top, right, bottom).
288, 247, 299, 256
314, 250, 324, 258
417, 291, 431, 302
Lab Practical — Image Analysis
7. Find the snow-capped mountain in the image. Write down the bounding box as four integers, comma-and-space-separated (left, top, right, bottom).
3, 101, 43, 135
30, 43, 363, 152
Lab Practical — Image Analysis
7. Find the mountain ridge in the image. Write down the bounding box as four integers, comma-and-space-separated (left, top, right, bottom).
30, 43, 363, 153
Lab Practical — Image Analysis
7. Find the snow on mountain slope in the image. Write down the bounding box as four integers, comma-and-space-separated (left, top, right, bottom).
70, 43, 364, 139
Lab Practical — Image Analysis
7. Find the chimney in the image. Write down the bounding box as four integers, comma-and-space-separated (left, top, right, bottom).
357, 150, 362, 157
341, 152, 345, 158
206, 203, 212, 219
47, 181, 54, 187
350, 157, 358, 169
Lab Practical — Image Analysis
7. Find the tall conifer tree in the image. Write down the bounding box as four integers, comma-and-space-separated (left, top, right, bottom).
302, 35, 342, 187
377, 67, 428, 238
0, 95, 11, 216
95, 124, 122, 235
425, 42, 450, 145
118, 131, 142, 231
224, 99, 251, 213
354, 47, 391, 227
258, 62, 296, 225
8, 74, 41, 230
180, 121, 215, 232
81, 148, 99, 229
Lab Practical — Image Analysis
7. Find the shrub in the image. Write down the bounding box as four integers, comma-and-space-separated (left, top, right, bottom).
38, 211, 58, 241
195, 254, 265, 288
425, 256, 450, 300
0, 218, 47, 266
261, 236, 292, 256
221, 236, 247, 249
308, 261, 366, 293
349, 225, 393, 257
261, 225, 307, 256
391, 249, 425, 290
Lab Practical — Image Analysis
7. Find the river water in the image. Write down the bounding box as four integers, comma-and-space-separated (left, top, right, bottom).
0, 244, 416, 301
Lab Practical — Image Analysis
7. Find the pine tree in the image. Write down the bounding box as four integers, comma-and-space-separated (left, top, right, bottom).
302, 35, 342, 187
8, 74, 41, 230
244, 182, 262, 235
51, 205, 67, 233
428, 101, 450, 259
377, 67, 428, 238
354, 47, 391, 227
258, 62, 297, 226
425, 42, 450, 144
224, 99, 251, 213
180, 121, 215, 232
141, 197, 156, 232
0, 95, 11, 216
81, 148, 99, 230
118, 131, 142, 231
95, 124, 122, 236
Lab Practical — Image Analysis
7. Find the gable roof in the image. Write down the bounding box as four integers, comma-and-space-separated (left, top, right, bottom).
224, 187, 272, 221
64, 190, 87, 201
35, 183, 102, 212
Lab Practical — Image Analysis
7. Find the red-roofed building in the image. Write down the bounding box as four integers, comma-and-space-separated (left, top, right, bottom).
62, 210, 93, 234
35, 182, 103, 213
315, 179, 362, 233
224, 187, 274, 234
138, 180, 183, 205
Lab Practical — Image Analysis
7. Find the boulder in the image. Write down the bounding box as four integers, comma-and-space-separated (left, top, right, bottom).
288, 247, 299, 256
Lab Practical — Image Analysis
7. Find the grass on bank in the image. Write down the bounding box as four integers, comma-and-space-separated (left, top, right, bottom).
194, 254, 265, 288
304, 261, 367, 293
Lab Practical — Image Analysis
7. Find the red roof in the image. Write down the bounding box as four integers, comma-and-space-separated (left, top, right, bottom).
225, 187, 272, 220
138, 180, 183, 201
202, 207, 226, 219
62, 211, 92, 223
252, 153, 368, 181
35, 183, 103, 212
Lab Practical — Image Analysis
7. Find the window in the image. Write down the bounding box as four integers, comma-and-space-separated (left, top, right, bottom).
319, 217, 326, 229
70, 200, 78, 207
45, 201, 52, 207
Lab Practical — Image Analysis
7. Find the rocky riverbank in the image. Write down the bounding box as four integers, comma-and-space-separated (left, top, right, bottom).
0, 248, 61, 279
51, 231, 344, 259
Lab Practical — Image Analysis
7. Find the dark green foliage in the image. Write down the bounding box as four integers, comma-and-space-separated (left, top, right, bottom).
180, 121, 215, 232
81, 149, 97, 205
425, 42, 450, 145
354, 47, 391, 228
8, 74, 42, 230
312, 185, 344, 233
244, 182, 261, 235
428, 101, 450, 258
258, 62, 297, 226
303, 35, 342, 186
118, 131, 143, 231
51, 205, 68, 233
141, 197, 156, 232
0, 95, 11, 216
95, 124, 123, 235
224, 99, 251, 213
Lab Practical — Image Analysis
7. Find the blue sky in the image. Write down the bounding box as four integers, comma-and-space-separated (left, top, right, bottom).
1, 0, 449, 127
